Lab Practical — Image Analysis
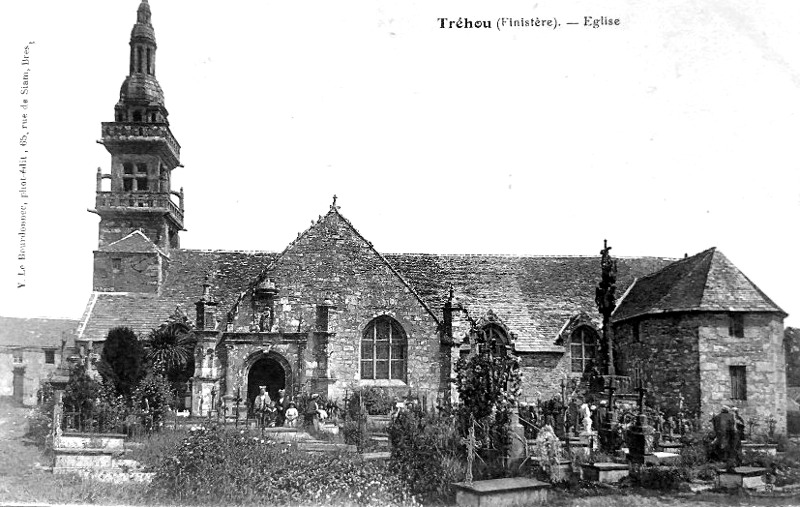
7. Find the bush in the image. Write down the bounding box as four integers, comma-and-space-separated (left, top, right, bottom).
630, 466, 690, 491
361, 386, 396, 415
341, 419, 368, 449
150, 425, 418, 506
132, 373, 173, 429
387, 408, 463, 504
97, 327, 146, 398
24, 381, 56, 449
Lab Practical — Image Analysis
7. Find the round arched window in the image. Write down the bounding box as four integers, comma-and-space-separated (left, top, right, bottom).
361, 316, 407, 381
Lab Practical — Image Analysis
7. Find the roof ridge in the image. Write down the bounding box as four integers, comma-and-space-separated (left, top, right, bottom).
384, 252, 679, 260
650, 248, 714, 311
707, 249, 787, 317
177, 248, 279, 254
633, 247, 715, 284
76, 292, 99, 341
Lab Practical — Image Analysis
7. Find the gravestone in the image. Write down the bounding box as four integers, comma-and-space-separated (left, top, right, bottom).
581, 462, 630, 483
453, 478, 549, 507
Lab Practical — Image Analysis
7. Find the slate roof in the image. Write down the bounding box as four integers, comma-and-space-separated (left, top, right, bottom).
386, 254, 675, 351
76, 249, 276, 342
0, 317, 79, 349
612, 248, 786, 323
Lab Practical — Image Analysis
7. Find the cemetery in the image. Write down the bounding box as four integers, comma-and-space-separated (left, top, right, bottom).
3, 308, 799, 507
2, 237, 797, 505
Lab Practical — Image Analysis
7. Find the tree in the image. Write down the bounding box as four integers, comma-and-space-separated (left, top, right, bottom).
97, 326, 147, 399
145, 322, 195, 382
454, 326, 522, 464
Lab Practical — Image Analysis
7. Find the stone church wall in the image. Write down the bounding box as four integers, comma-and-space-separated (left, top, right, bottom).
518, 352, 570, 403
698, 313, 786, 434
97, 216, 165, 250
228, 212, 445, 405
614, 315, 702, 417
93, 251, 162, 293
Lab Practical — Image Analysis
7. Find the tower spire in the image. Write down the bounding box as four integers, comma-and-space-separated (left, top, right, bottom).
94, 0, 183, 258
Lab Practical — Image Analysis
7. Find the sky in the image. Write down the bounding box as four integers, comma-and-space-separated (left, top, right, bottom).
0, 0, 798, 327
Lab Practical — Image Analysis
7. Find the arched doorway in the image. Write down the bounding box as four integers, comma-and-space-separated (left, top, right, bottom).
247, 357, 286, 412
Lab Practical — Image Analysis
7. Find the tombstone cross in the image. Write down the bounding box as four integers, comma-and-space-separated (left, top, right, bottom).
635, 381, 648, 415
460, 418, 482, 484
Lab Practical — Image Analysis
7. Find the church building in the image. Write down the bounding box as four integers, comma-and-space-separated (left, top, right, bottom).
74, 1, 788, 432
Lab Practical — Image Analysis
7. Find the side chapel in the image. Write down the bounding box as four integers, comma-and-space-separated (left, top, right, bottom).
75, 0, 788, 432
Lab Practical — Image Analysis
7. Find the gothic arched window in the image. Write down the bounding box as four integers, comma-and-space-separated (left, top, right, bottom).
482, 324, 509, 356
361, 316, 407, 381
570, 326, 598, 374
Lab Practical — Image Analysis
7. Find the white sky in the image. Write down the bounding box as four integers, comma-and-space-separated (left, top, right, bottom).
0, 0, 798, 327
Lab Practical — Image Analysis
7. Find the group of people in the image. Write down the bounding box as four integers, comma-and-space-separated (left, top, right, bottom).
711, 405, 746, 469
253, 387, 327, 430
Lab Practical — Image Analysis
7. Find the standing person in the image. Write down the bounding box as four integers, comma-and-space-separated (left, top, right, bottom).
275, 389, 287, 427
254, 386, 271, 428
567, 398, 580, 436
305, 393, 320, 431
284, 402, 299, 428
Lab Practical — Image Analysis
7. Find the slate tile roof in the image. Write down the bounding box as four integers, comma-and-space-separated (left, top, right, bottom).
612, 247, 786, 323
385, 254, 675, 351
77, 245, 674, 351
0, 317, 79, 349
77, 249, 276, 342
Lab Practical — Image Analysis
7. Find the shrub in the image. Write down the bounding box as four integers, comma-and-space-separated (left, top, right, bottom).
132, 373, 173, 429
630, 466, 689, 491
387, 408, 463, 503
150, 425, 418, 506
97, 327, 146, 398
361, 386, 396, 415
341, 419, 368, 449
24, 381, 56, 449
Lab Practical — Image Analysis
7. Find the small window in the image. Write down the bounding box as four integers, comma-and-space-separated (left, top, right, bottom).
136, 47, 143, 73
112, 258, 122, 272
136, 163, 147, 174
570, 326, 598, 374
150, 113, 157, 122
123, 179, 133, 191
123, 163, 134, 175
632, 321, 640, 343
729, 314, 744, 338
730, 366, 747, 400
44, 350, 56, 365
136, 178, 148, 191
132, 110, 142, 122
12, 350, 23, 364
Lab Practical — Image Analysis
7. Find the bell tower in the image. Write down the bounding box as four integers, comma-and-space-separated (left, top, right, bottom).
93, 0, 183, 253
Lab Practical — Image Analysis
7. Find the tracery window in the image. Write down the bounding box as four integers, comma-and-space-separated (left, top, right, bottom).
570, 326, 598, 374
482, 323, 509, 356
361, 316, 407, 381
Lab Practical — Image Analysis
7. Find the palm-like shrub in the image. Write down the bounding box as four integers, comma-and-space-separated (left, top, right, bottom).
145, 322, 195, 383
